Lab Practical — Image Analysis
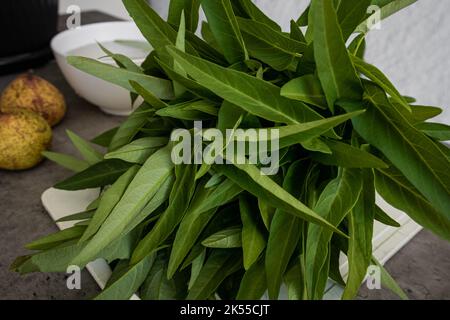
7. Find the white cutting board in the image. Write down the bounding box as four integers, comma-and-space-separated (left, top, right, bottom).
41, 187, 422, 300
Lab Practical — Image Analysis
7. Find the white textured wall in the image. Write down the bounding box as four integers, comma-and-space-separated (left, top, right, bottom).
61, 0, 449, 124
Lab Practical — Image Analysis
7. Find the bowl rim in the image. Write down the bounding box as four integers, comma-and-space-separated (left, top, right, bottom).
50, 21, 145, 57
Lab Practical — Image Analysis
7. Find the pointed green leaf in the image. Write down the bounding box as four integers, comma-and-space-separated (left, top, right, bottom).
201, 0, 248, 64
312, 139, 389, 168
80, 165, 140, 242
42, 151, 89, 172
95, 254, 155, 300
340, 83, 450, 218
131, 164, 197, 263
202, 226, 242, 248
311, 0, 362, 112
416, 122, 450, 141
357, 0, 418, 34
26, 226, 86, 251
305, 168, 363, 299
375, 166, 450, 242
343, 168, 375, 300
351, 55, 411, 112
216, 162, 347, 237
66, 130, 103, 164
239, 195, 266, 270
266, 161, 303, 299
237, 17, 306, 71
281, 74, 327, 109
70, 147, 175, 267
168, 179, 242, 277
54, 159, 133, 191
168, 0, 201, 32
236, 257, 267, 300
187, 249, 242, 299
105, 137, 168, 164
167, 46, 324, 124
67, 56, 174, 100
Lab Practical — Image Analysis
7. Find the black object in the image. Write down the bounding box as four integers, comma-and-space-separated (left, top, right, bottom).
0, 0, 58, 74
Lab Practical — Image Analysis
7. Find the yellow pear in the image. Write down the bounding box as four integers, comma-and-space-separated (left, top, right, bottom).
0, 110, 52, 170
0, 73, 66, 127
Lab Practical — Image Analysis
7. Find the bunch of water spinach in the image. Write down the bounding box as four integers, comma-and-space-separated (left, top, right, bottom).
12, 0, 450, 300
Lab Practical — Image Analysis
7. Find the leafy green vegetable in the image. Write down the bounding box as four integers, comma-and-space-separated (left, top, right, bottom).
17, 0, 447, 301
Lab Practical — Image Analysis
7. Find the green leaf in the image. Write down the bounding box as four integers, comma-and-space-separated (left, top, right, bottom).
19, 231, 138, 273
340, 83, 450, 218
312, 139, 389, 168
375, 166, 450, 242
95, 254, 155, 300
56, 210, 94, 223
239, 195, 266, 270
351, 55, 411, 112
123, 0, 197, 64
184, 28, 228, 66
374, 205, 400, 227
342, 168, 375, 300
131, 164, 197, 263
216, 162, 346, 236
297, 5, 310, 26
290, 20, 306, 43
54, 159, 133, 191
67, 56, 174, 100
201, 21, 219, 49
284, 261, 306, 300
202, 226, 242, 248
188, 249, 206, 290
109, 103, 153, 151
105, 137, 168, 164
130, 80, 168, 110
70, 146, 174, 267
237, 17, 306, 71
168, 179, 242, 277
305, 168, 363, 299
356, 0, 418, 34
281, 74, 327, 109
416, 122, 450, 141
80, 165, 140, 242
409, 105, 442, 123
266, 161, 303, 299
236, 257, 267, 300
156, 100, 218, 120
156, 57, 220, 102
42, 151, 89, 172
187, 249, 242, 299
26, 226, 86, 251
66, 130, 103, 165
348, 33, 366, 59
335, 0, 371, 40
232, 0, 281, 31
167, 47, 324, 124
372, 257, 408, 300
141, 253, 187, 299
97, 42, 143, 73
258, 198, 275, 230
311, 0, 362, 112
201, 0, 248, 64
168, 0, 201, 32
91, 127, 118, 148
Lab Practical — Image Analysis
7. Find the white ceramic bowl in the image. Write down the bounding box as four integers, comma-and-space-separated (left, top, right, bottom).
51, 21, 147, 116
